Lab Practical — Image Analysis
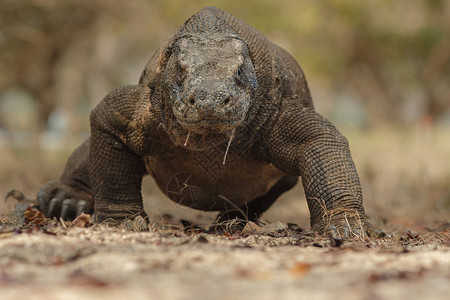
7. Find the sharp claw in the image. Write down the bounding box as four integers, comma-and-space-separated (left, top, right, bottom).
329, 225, 338, 238
76, 200, 87, 216
37, 195, 47, 213
375, 229, 386, 238
343, 225, 350, 238
61, 199, 73, 220
5, 189, 26, 203
47, 198, 59, 218
5, 190, 15, 202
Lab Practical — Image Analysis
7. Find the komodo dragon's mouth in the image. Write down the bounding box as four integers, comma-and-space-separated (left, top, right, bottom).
181, 126, 237, 165
178, 117, 242, 164
177, 118, 243, 135
163, 114, 239, 164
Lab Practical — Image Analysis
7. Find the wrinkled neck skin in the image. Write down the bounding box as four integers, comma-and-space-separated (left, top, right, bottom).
159, 33, 258, 152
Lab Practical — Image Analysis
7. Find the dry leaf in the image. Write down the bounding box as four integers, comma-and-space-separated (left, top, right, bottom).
0, 232, 14, 239
70, 270, 108, 287
23, 207, 46, 225
72, 212, 91, 228
289, 262, 311, 276
242, 221, 262, 233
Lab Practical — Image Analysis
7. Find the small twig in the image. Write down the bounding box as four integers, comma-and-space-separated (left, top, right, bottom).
344, 212, 352, 236
59, 217, 68, 229
184, 131, 191, 147
313, 197, 329, 223
222, 128, 236, 165
217, 195, 248, 222
355, 210, 365, 240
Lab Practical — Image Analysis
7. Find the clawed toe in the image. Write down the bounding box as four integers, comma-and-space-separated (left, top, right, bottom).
36, 181, 93, 220
115, 215, 149, 231
316, 219, 384, 240
95, 210, 149, 231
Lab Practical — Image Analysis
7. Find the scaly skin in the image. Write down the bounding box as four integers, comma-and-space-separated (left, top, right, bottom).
36, 7, 373, 236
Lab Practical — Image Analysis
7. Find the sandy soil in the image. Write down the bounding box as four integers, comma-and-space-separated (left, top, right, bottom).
0, 209, 448, 300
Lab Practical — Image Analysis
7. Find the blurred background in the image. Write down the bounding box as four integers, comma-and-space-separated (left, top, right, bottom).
1, 0, 449, 228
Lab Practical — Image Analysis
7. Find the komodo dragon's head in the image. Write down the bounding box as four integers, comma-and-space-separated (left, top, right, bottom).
158, 34, 258, 151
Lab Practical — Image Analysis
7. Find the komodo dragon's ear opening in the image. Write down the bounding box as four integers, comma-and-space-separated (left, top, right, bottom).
139, 38, 176, 87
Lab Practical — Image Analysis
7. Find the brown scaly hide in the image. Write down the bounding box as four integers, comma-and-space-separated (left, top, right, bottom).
36, 7, 372, 237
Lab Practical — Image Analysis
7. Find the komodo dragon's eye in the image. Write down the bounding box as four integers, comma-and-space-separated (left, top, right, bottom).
176, 65, 186, 86
234, 67, 245, 87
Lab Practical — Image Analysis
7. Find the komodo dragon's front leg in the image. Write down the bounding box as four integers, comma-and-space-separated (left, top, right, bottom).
88, 86, 149, 222
38, 85, 155, 222
265, 102, 370, 237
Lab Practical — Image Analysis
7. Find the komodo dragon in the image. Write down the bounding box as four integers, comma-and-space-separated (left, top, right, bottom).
36, 7, 372, 236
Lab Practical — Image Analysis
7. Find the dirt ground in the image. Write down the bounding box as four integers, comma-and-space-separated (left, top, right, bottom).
0, 212, 449, 300
0, 127, 449, 300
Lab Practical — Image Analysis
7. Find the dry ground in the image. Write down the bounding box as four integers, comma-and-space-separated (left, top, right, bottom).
0, 216, 448, 300
0, 127, 449, 299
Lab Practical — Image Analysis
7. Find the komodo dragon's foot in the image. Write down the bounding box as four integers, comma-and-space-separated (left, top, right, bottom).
95, 210, 149, 231
117, 215, 149, 231
313, 212, 385, 239
37, 181, 93, 220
